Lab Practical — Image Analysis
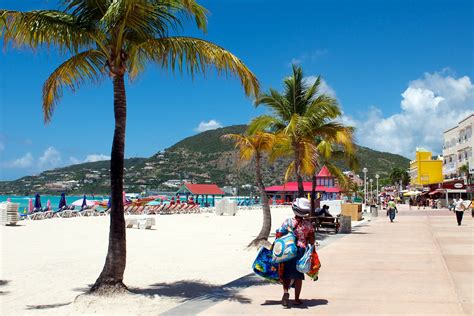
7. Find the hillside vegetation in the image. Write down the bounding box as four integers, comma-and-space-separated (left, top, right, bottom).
0, 125, 409, 195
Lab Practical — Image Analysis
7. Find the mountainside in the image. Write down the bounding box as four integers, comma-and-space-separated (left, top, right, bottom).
0, 125, 410, 195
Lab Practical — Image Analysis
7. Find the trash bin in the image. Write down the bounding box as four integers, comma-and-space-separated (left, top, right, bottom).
339, 215, 351, 234
370, 205, 378, 217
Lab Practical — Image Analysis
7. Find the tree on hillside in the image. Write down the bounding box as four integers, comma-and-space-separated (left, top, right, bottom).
250, 65, 355, 198
221, 132, 279, 248
1, 0, 258, 293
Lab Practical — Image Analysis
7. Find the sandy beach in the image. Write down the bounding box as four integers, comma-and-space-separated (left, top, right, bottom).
1, 206, 294, 315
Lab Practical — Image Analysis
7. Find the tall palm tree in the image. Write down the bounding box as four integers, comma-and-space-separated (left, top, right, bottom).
1, 0, 258, 293
221, 132, 277, 247
389, 167, 409, 186
250, 64, 352, 198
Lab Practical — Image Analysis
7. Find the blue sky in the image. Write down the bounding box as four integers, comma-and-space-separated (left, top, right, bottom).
0, 0, 473, 180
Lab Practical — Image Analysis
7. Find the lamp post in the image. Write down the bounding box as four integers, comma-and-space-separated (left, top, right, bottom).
375, 174, 380, 204
362, 167, 368, 209
370, 178, 373, 205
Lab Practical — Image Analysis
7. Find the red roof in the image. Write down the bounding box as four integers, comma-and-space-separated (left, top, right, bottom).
181, 183, 225, 195
317, 165, 332, 177
265, 182, 340, 193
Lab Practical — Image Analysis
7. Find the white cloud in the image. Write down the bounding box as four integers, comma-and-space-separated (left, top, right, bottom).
85, 154, 110, 162
304, 76, 337, 98
195, 120, 223, 133
69, 156, 82, 164
289, 49, 328, 66
352, 71, 473, 158
10, 153, 34, 168
39, 146, 62, 169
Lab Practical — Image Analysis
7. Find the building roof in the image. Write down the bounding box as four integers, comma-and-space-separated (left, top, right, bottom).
317, 165, 332, 177
265, 182, 340, 193
178, 183, 225, 195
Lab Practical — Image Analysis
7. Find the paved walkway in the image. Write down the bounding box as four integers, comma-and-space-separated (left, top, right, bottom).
165, 205, 473, 315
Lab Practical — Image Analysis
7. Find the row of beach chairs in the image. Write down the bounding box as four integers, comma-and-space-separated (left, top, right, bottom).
17, 203, 204, 221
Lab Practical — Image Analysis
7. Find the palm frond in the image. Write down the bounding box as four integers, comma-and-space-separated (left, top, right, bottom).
127, 36, 259, 97
0, 9, 95, 53
247, 115, 285, 135
284, 161, 295, 182
43, 49, 107, 122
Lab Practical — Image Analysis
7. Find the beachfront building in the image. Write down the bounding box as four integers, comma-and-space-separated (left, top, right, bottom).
442, 114, 473, 179
176, 182, 225, 206
265, 166, 341, 203
409, 148, 443, 187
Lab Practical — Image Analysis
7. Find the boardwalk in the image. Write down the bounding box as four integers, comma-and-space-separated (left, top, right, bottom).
168, 205, 473, 315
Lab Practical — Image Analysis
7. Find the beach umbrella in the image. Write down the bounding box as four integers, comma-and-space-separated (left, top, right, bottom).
81, 195, 87, 209
28, 198, 33, 212
71, 197, 94, 207
47, 200, 51, 210
34, 193, 42, 209
58, 193, 67, 209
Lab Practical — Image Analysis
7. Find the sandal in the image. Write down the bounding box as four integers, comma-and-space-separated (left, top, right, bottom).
282, 293, 290, 307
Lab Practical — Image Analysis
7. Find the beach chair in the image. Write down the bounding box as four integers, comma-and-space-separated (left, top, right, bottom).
79, 205, 96, 217
0, 202, 20, 225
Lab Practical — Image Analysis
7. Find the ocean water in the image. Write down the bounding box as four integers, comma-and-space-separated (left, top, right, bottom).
0, 195, 109, 211
0, 195, 258, 212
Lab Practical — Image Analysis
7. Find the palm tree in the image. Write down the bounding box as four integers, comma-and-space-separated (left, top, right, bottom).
389, 167, 409, 186
1, 1, 258, 293
221, 132, 277, 248
250, 64, 353, 198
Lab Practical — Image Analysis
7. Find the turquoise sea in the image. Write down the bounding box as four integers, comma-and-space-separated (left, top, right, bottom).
0, 195, 109, 211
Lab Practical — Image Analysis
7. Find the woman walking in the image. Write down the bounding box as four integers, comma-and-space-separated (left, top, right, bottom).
388, 198, 397, 222
453, 196, 467, 226
275, 198, 315, 307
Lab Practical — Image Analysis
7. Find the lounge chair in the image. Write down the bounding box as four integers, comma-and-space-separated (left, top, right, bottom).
0, 202, 20, 225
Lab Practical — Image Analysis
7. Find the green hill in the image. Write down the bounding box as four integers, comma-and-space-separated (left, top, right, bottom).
0, 125, 410, 195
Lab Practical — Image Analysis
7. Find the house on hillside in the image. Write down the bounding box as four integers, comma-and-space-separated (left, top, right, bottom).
176, 182, 225, 207
265, 165, 341, 203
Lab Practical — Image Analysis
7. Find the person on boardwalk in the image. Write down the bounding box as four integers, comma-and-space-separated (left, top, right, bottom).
453, 196, 466, 226
387, 198, 397, 222
275, 198, 315, 307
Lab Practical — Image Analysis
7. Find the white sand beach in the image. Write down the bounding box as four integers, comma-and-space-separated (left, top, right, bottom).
0, 207, 294, 315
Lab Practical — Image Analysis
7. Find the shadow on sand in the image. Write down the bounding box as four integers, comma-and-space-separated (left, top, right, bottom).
0, 280, 10, 296
132, 274, 272, 305
25, 302, 71, 310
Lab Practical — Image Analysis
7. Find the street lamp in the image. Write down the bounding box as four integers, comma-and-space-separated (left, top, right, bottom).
369, 178, 373, 205
362, 167, 368, 209
375, 174, 380, 204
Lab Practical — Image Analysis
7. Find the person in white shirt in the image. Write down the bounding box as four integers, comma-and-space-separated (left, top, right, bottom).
454, 196, 466, 226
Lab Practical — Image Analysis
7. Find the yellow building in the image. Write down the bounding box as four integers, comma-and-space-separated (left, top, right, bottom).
410, 148, 443, 186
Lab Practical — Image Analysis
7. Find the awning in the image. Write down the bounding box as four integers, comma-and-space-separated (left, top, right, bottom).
429, 189, 446, 195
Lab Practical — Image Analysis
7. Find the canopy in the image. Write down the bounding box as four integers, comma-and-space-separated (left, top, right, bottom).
403, 191, 421, 196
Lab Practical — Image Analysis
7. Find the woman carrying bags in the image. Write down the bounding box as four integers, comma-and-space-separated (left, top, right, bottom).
275, 198, 315, 307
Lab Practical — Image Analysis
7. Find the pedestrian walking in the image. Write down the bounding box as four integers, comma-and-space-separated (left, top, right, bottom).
388, 198, 397, 222
276, 198, 315, 307
453, 196, 467, 226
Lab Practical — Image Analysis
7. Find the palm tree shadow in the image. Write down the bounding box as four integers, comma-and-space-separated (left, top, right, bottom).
0, 280, 10, 296
132, 275, 270, 304
25, 302, 71, 310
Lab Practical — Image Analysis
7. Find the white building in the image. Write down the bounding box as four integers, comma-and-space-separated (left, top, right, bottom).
442, 114, 473, 179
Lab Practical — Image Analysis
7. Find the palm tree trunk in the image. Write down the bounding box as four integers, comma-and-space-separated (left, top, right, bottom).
248, 154, 272, 248
91, 74, 127, 293
310, 175, 316, 218
293, 146, 305, 197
